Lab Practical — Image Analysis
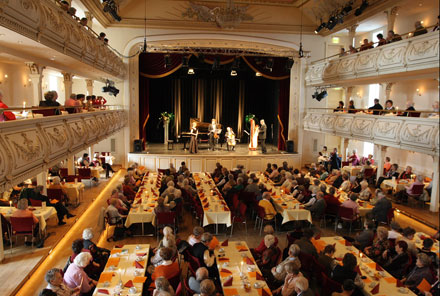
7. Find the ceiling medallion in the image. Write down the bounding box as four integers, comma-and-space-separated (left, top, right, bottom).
182, 0, 253, 29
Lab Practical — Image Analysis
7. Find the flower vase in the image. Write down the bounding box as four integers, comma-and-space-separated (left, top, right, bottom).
163, 120, 169, 144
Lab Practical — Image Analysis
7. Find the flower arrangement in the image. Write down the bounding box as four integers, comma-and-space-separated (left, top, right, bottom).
159, 112, 174, 123
245, 113, 255, 123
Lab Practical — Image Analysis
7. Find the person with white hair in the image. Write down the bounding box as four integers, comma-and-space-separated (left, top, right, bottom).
257, 234, 280, 279
188, 267, 209, 293
63, 252, 97, 294
44, 267, 79, 296
188, 226, 204, 246
82, 228, 110, 264
347, 149, 360, 166
161, 181, 175, 198
152, 234, 177, 266
244, 177, 260, 195
182, 178, 197, 196
48, 176, 68, 202
271, 244, 301, 283
294, 276, 314, 296
152, 276, 175, 296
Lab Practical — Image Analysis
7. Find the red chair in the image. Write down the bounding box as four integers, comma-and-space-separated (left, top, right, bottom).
78, 168, 92, 187
298, 252, 315, 275
341, 161, 350, 167
230, 203, 247, 236
47, 188, 64, 202
232, 193, 240, 210
183, 276, 196, 295
1, 214, 11, 247
320, 272, 342, 296
363, 168, 375, 184
408, 184, 425, 200
168, 273, 181, 291
64, 175, 81, 183
175, 282, 182, 296
59, 168, 68, 178
155, 212, 176, 240
32, 109, 57, 117
29, 199, 42, 207
335, 206, 359, 234
10, 217, 37, 248
186, 252, 201, 276
194, 202, 204, 225
255, 205, 276, 235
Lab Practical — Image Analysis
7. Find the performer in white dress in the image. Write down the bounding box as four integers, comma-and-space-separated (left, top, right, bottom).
249, 118, 259, 151
225, 127, 236, 151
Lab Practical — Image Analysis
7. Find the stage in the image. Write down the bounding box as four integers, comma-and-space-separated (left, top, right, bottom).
128, 144, 301, 173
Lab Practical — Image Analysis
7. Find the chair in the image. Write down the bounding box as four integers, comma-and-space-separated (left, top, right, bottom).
363, 168, 375, 183
1, 214, 11, 248
186, 251, 202, 276
155, 212, 176, 240
32, 109, 57, 117
335, 206, 359, 234
29, 199, 42, 207
230, 203, 247, 236
255, 205, 276, 235
386, 207, 395, 225
298, 252, 315, 275
78, 168, 92, 187
104, 211, 121, 241
47, 188, 64, 202
194, 202, 204, 225
175, 282, 182, 296
341, 161, 350, 167
407, 184, 425, 203
10, 217, 37, 248
168, 273, 181, 291
64, 175, 81, 183
320, 272, 342, 296
59, 168, 68, 178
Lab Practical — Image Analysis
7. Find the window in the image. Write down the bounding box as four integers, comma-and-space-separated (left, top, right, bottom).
49, 75, 58, 91
368, 83, 380, 107
372, 30, 383, 44
363, 141, 374, 157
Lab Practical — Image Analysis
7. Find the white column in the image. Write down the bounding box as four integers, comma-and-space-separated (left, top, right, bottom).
430, 155, 439, 212
341, 138, 349, 161
62, 72, 74, 103
347, 24, 359, 47
36, 171, 47, 195
25, 62, 45, 106
84, 11, 94, 30
67, 156, 75, 175
288, 58, 302, 153
375, 144, 387, 182
385, 6, 399, 33
345, 87, 354, 108
86, 79, 94, 96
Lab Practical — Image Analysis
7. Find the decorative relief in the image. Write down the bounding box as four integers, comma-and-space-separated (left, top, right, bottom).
334, 117, 353, 133
400, 123, 433, 146
10, 132, 41, 162
373, 120, 400, 139
45, 126, 68, 148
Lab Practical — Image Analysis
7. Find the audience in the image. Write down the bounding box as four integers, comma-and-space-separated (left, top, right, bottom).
64, 252, 97, 295
188, 267, 209, 293
368, 98, 383, 115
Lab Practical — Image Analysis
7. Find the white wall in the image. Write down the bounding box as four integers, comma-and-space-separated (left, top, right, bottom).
0, 62, 34, 107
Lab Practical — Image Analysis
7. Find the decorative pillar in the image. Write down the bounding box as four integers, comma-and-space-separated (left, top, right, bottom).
288, 58, 302, 153
84, 11, 94, 29
347, 24, 359, 47
430, 155, 439, 212
25, 62, 45, 106
86, 79, 94, 96
36, 171, 47, 195
384, 6, 399, 33
62, 72, 74, 103
341, 138, 349, 161
344, 86, 354, 108
67, 155, 75, 175
385, 82, 394, 100
374, 144, 387, 182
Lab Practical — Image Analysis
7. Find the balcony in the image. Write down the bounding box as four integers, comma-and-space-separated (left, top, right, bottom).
303, 110, 439, 155
0, 109, 127, 192
0, 0, 126, 79
305, 31, 439, 86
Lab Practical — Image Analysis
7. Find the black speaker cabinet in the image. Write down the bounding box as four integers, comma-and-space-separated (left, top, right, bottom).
287, 140, 294, 153
133, 139, 143, 152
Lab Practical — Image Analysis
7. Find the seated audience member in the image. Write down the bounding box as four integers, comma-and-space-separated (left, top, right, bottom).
82, 228, 109, 266
359, 38, 373, 51
151, 235, 177, 266
368, 98, 383, 115
251, 225, 278, 259
122, 177, 136, 201
332, 279, 356, 296
324, 186, 341, 207
33, 185, 74, 225
40, 91, 61, 114
347, 150, 360, 166
376, 33, 387, 46
388, 221, 402, 239
177, 161, 188, 175
358, 180, 371, 201
222, 174, 236, 195
48, 176, 68, 202
400, 101, 417, 117
383, 240, 410, 279
273, 262, 303, 296
339, 47, 347, 57
399, 166, 413, 179
154, 197, 171, 215
382, 99, 396, 115
12, 198, 39, 245
272, 244, 301, 283
243, 177, 259, 195
339, 174, 351, 192
258, 192, 277, 220
348, 100, 356, 113
341, 193, 360, 215
105, 198, 126, 224
188, 226, 204, 246
370, 190, 391, 223
386, 30, 402, 43
269, 164, 280, 181
274, 170, 287, 187
64, 252, 96, 295
365, 226, 389, 264
308, 179, 321, 195
413, 20, 428, 36
334, 101, 344, 112
331, 253, 364, 289
318, 244, 337, 276
188, 267, 209, 294
153, 277, 175, 296
331, 171, 343, 188
65, 93, 81, 112
44, 268, 79, 296
383, 157, 392, 173
295, 228, 318, 258
376, 163, 399, 188
354, 220, 375, 251
397, 227, 417, 256
191, 233, 217, 277
403, 253, 433, 288
108, 190, 128, 215
182, 179, 197, 197
319, 166, 329, 180
294, 276, 315, 296
199, 279, 216, 296
161, 181, 175, 198
150, 247, 179, 281
395, 175, 424, 204
257, 234, 280, 277
307, 192, 326, 218
264, 163, 273, 176
418, 238, 439, 268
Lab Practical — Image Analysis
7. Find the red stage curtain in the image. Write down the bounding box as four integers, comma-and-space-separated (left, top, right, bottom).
278, 79, 290, 151
139, 76, 150, 144
242, 57, 290, 80
139, 53, 182, 78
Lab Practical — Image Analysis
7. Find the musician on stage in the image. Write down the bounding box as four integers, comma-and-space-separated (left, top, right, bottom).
189, 121, 198, 154
225, 127, 236, 151
208, 118, 219, 151
259, 119, 267, 154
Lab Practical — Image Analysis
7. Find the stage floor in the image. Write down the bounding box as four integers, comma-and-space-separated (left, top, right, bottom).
140, 143, 295, 156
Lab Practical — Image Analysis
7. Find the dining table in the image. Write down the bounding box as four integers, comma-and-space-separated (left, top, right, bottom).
215, 240, 272, 296
382, 179, 429, 192
0, 205, 57, 233
341, 165, 377, 177
63, 182, 85, 204
94, 244, 150, 296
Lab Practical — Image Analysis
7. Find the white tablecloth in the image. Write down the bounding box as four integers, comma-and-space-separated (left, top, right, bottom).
381, 179, 428, 192
64, 182, 85, 203
312, 237, 416, 296
215, 241, 272, 296
0, 206, 57, 232
94, 244, 150, 296
194, 173, 232, 228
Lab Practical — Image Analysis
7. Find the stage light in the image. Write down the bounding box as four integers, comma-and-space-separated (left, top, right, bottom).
182, 56, 189, 68
342, 2, 353, 15
355, 0, 368, 17
102, 80, 119, 96
188, 68, 195, 75
312, 89, 328, 101
327, 16, 337, 30
230, 70, 237, 76
212, 57, 220, 70
255, 72, 262, 77
265, 58, 274, 72
102, 0, 122, 22
315, 22, 326, 34
285, 58, 294, 72
164, 55, 171, 68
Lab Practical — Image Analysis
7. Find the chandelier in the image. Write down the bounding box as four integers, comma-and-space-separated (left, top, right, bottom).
183, 0, 253, 29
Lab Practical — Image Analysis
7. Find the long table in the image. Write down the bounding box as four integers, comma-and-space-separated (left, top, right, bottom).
342, 165, 377, 177
94, 244, 150, 296
0, 206, 57, 233
194, 173, 231, 233
64, 182, 85, 204
125, 173, 161, 234
256, 173, 312, 224
312, 236, 416, 296
215, 241, 272, 296
382, 179, 429, 192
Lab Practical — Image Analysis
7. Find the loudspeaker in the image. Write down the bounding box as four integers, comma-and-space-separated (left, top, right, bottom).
287, 140, 294, 153
133, 139, 143, 152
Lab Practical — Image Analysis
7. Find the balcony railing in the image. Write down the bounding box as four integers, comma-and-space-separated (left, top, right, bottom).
303, 109, 439, 156
305, 31, 439, 86
0, 0, 126, 79
0, 108, 127, 192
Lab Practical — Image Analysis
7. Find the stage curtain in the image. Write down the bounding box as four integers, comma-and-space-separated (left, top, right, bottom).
237, 80, 245, 138
139, 52, 182, 78
278, 78, 290, 151
197, 79, 205, 121
204, 55, 235, 65
139, 75, 150, 143
242, 56, 290, 80
173, 79, 182, 138
214, 80, 223, 123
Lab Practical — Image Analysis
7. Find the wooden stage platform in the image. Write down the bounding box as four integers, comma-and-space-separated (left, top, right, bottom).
128, 143, 301, 172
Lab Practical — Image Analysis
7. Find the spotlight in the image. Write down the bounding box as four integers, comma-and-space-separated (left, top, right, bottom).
327, 16, 337, 30
188, 68, 195, 75
265, 58, 274, 72
102, 0, 121, 22
312, 89, 328, 101
315, 22, 326, 34
230, 70, 237, 76
355, 0, 368, 16
182, 56, 189, 68
212, 57, 220, 70
299, 43, 304, 58
255, 72, 262, 77
342, 4, 352, 15
232, 57, 241, 69
102, 80, 119, 96
164, 55, 171, 68
285, 58, 294, 72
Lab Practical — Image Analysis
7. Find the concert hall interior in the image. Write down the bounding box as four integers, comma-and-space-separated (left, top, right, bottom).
0, 0, 438, 296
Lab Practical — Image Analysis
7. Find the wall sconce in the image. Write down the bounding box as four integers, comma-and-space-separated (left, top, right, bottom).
4, 74, 8, 78
416, 88, 421, 96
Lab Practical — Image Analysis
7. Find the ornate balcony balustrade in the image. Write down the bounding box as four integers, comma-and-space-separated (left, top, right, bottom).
0, 0, 126, 79
0, 109, 127, 192
304, 111, 439, 156
305, 31, 439, 86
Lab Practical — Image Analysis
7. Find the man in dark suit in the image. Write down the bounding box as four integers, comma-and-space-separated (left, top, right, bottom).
208, 119, 217, 151
368, 98, 383, 115
329, 148, 341, 171
191, 232, 218, 278
371, 191, 392, 224
307, 192, 326, 218
259, 119, 267, 154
